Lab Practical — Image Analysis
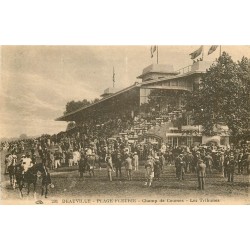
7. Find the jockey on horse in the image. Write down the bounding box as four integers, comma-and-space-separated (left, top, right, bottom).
20, 153, 33, 181
7, 151, 18, 188
5, 153, 13, 174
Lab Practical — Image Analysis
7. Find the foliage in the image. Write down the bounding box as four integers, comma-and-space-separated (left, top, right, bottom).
19, 134, 28, 139
64, 98, 100, 115
186, 52, 250, 141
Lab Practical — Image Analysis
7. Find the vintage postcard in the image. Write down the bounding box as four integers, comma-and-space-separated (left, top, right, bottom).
0, 45, 249, 205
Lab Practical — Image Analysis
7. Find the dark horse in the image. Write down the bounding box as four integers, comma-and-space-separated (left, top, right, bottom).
8, 156, 18, 189
15, 163, 51, 199
8, 164, 17, 189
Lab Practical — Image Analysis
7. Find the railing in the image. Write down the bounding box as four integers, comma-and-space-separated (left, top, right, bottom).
176, 65, 192, 75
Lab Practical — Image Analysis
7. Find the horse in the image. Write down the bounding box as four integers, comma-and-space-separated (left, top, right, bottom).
15, 163, 51, 199
8, 164, 17, 189
6, 155, 18, 189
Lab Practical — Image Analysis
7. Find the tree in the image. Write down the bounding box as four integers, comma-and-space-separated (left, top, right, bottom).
186, 52, 250, 141
91, 98, 100, 104
64, 99, 90, 115
64, 98, 100, 115
236, 56, 250, 140
19, 134, 28, 139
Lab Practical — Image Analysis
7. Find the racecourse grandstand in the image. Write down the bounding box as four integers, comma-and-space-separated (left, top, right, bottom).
56, 61, 230, 148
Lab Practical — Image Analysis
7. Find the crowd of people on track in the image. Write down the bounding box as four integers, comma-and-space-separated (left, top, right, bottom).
2, 132, 250, 191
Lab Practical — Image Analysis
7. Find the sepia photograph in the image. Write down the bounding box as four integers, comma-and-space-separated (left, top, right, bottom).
1, 45, 250, 205
1, 2, 250, 250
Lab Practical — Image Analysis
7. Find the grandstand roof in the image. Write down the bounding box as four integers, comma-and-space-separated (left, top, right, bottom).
56, 83, 140, 121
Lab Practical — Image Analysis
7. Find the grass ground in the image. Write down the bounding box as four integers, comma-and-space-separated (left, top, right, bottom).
0, 150, 249, 205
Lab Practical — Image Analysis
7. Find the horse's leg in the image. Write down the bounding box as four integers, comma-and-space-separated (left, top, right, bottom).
11, 175, 15, 189
45, 184, 48, 198
13, 175, 16, 189
33, 181, 37, 200
9, 173, 13, 188
27, 183, 30, 195
41, 184, 44, 196
19, 184, 23, 199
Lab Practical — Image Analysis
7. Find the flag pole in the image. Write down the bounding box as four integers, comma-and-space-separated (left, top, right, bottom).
157, 46, 159, 64
113, 66, 115, 88
219, 45, 222, 57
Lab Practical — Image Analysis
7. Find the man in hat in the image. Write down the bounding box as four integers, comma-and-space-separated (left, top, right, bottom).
245, 150, 250, 175
227, 153, 236, 182
114, 151, 123, 178
204, 152, 213, 174
79, 152, 86, 178
144, 155, 154, 186
54, 149, 61, 169
197, 159, 206, 190
154, 154, 161, 181
132, 152, 139, 171
237, 149, 244, 174
21, 152, 33, 178
87, 153, 96, 177
68, 149, 73, 167
185, 152, 194, 173
219, 151, 225, 177
125, 154, 133, 181
175, 153, 185, 181
106, 155, 114, 181
159, 152, 166, 172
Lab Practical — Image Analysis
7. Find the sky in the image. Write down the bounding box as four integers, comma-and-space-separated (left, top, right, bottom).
1, 45, 250, 138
